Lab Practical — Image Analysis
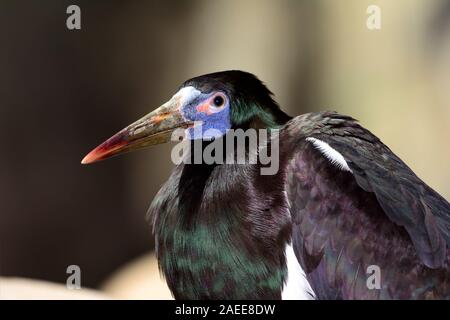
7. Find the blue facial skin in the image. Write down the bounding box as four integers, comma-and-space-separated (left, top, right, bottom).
181, 92, 231, 140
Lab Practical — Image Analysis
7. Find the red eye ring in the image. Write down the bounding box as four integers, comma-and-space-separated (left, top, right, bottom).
213, 95, 224, 107
210, 93, 227, 109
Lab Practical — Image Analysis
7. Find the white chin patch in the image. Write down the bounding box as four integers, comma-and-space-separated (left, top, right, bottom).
282, 243, 315, 300
306, 137, 352, 172
173, 86, 202, 106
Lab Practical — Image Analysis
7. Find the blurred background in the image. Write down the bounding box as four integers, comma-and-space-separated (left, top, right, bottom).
1, 0, 449, 299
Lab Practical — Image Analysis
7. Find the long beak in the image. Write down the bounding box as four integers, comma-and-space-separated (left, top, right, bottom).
81, 97, 192, 164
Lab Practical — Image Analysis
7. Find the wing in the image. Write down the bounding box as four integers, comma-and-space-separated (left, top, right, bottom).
282, 112, 450, 299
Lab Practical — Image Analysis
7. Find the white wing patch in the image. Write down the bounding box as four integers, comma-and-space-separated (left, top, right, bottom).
282, 243, 315, 300
306, 137, 352, 172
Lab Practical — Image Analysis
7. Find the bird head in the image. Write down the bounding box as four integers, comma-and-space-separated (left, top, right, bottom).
81, 70, 291, 164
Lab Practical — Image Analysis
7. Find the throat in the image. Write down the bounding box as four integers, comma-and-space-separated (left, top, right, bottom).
153, 159, 291, 299
177, 162, 216, 226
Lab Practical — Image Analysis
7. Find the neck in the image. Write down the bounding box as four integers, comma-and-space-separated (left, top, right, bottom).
232, 100, 292, 131
151, 146, 291, 299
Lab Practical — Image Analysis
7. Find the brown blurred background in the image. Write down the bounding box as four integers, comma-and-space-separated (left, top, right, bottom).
1, 0, 449, 298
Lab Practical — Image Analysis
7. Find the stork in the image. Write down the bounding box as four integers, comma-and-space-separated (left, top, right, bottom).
82, 70, 450, 299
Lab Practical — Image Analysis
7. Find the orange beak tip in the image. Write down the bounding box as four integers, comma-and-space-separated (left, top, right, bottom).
81, 150, 98, 165
81, 137, 129, 165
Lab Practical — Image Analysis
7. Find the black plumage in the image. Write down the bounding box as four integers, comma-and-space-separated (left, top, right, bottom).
283, 112, 450, 299
83, 71, 450, 299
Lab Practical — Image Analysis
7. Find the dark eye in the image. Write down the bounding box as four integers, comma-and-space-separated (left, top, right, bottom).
213, 95, 225, 107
